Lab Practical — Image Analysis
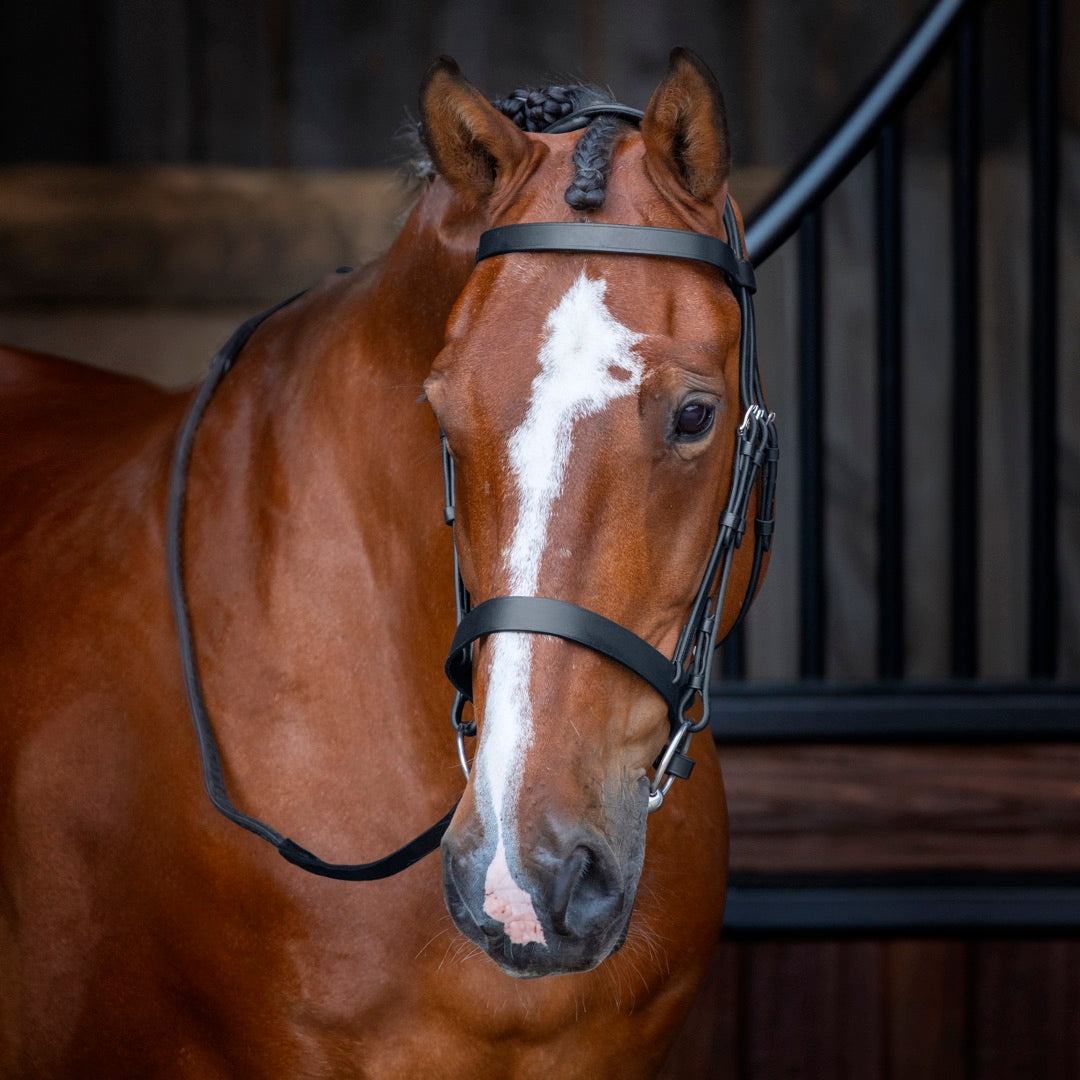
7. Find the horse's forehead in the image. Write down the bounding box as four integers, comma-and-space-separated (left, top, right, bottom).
461, 271, 648, 435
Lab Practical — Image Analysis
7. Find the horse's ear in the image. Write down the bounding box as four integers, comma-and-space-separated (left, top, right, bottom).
420, 57, 531, 205
641, 48, 730, 206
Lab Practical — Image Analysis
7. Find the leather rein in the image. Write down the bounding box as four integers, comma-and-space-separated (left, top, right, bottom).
167, 105, 777, 881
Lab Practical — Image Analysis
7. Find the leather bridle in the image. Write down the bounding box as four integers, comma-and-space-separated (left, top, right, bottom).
167, 104, 777, 880
443, 197, 776, 813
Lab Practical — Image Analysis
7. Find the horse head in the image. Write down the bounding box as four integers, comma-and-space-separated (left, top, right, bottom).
420, 50, 768, 977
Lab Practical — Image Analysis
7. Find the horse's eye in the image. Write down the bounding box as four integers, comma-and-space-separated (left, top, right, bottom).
673, 400, 715, 440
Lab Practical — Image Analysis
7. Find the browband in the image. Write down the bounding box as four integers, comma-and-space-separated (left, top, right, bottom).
476, 222, 757, 292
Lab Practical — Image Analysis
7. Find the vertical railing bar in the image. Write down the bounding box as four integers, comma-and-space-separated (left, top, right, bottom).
798, 209, 826, 679
719, 625, 745, 681
1028, 0, 1059, 678
875, 118, 906, 679
949, 8, 980, 678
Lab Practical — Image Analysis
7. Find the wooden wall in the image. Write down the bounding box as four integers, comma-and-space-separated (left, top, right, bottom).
649, 733, 1080, 1078
662, 937, 1080, 1079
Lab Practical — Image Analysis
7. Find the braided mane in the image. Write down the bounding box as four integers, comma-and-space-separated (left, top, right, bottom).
407, 80, 628, 210
492, 83, 623, 210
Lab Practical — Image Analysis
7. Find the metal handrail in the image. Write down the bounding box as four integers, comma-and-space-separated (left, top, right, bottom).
746, 0, 974, 265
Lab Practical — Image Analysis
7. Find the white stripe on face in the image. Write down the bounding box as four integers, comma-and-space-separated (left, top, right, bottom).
478, 273, 644, 943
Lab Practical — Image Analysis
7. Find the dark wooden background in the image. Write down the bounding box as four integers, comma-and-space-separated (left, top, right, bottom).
2, 2, 1079, 1077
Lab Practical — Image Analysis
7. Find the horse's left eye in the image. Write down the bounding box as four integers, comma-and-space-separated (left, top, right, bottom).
673, 400, 715, 441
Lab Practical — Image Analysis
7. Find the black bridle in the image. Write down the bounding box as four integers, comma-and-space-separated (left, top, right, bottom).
443, 198, 776, 812
167, 105, 776, 880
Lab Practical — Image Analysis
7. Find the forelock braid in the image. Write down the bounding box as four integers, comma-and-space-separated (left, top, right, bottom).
564, 116, 619, 211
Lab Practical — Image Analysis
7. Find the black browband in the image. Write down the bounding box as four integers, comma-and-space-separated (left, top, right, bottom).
167, 102, 776, 881
476, 222, 755, 292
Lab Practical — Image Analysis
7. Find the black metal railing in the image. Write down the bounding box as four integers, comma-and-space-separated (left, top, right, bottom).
715, 0, 1070, 931
723, 0, 1064, 697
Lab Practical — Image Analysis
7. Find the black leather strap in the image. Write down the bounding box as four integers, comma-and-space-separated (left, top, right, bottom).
544, 104, 645, 134
445, 596, 682, 719
276, 803, 458, 880
168, 290, 457, 881
476, 222, 756, 293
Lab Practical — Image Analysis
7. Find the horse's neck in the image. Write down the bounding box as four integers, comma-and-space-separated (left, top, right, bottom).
188, 189, 474, 701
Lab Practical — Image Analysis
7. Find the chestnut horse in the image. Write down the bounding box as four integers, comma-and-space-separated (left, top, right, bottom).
0, 49, 773, 1077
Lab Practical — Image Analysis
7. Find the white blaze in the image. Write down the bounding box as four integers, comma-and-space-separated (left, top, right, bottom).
479, 273, 644, 943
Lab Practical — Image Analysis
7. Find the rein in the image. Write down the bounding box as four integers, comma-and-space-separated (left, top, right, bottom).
167, 102, 776, 880
167, 278, 456, 880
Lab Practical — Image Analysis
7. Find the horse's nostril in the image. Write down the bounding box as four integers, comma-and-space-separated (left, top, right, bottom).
550, 845, 589, 935
549, 843, 621, 938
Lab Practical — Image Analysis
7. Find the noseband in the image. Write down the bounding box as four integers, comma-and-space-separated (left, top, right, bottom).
443, 194, 777, 812
167, 104, 776, 880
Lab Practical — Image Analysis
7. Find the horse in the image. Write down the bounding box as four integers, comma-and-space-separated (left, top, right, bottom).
0, 48, 773, 1077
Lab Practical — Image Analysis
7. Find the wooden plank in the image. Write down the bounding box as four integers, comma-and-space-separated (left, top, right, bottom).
190, 0, 274, 164
0, 166, 409, 304
722, 744, 1080, 873
0, 306, 253, 387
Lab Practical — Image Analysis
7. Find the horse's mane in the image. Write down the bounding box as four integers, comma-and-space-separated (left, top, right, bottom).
402, 80, 624, 210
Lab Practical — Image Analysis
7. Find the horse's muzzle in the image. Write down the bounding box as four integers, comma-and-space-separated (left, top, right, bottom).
441, 825, 636, 977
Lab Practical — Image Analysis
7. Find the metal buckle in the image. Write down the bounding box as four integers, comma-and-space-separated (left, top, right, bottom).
648, 720, 694, 813
450, 690, 475, 780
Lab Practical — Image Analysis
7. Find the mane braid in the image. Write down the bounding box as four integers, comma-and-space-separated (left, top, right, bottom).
493, 82, 613, 134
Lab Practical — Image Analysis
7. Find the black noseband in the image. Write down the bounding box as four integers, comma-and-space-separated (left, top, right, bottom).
446, 597, 683, 719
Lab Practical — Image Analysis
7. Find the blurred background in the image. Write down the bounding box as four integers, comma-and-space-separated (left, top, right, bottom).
1, 1, 1077, 1076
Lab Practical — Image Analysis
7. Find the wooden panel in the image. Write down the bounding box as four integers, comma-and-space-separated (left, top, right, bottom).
0, 164, 776, 307
104, 0, 193, 162
0, 166, 408, 305
722, 744, 1080, 872
0, 306, 252, 387
188, 0, 275, 164
666, 936, 1080, 1080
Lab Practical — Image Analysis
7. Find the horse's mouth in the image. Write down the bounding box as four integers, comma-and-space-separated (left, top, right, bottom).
455, 910, 632, 979
481, 924, 630, 979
